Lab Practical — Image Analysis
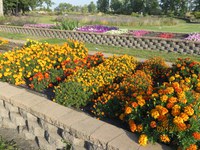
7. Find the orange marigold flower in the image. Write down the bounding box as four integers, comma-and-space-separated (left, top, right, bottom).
131, 102, 138, 108
177, 123, 187, 131
119, 113, 125, 121
179, 112, 189, 122
138, 134, 148, 146
160, 134, 170, 143
186, 144, 197, 150
171, 104, 181, 116
125, 106, 132, 115
150, 121, 157, 128
168, 97, 177, 103
173, 116, 184, 125
184, 106, 194, 116
137, 124, 143, 132
166, 102, 174, 109
129, 120, 137, 133
151, 109, 160, 119
192, 132, 200, 140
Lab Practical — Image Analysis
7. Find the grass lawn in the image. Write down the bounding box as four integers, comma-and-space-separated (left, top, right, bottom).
0, 31, 200, 62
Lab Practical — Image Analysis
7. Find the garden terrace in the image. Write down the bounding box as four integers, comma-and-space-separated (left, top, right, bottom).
0, 82, 172, 150
0, 25, 199, 55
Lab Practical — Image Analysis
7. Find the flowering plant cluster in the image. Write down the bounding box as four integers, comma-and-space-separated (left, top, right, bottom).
158, 33, 175, 39
0, 39, 199, 149
129, 30, 150, 37
23, 24, 56, 29
185, 33, 200, 42
0, 38, 9, 46
105, 29, 128, 35
76, 25, 118, 33
0, 39, 88, 85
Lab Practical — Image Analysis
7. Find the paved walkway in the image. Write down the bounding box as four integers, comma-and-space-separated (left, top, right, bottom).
0, 128, 39, 150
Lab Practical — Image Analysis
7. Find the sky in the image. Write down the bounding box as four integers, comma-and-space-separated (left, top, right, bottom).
52, 0, 97, 8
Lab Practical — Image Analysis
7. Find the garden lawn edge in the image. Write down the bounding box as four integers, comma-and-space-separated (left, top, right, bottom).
0, 81, 172, 150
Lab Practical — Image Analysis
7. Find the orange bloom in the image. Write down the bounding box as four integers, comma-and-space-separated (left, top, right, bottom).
184, 106, 194, 116
186, 144, 197, 150
160, 95, 168, 102
150, 121, 157, 128
160, 134, 170, 143
177, 123, 187, 131
125, 107, 132, 114
179, 112, 189, 122
137, 124, 143, 132
192, 132, 200, 140
171, 104, 181, 116
166, 102, 174, 109
168, 97, 177, 103
151, 109, 160, 119
131, 102, 138, 108
129, 120, 137, 133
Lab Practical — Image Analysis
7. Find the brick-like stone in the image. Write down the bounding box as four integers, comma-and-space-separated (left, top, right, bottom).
9, 112, 26, 126
2, 118, 16, 129
30, 100, 73, 126
36, 136, 56, 150
57, 111, 90, 130
72, 137, 85, 147
107, 131, 140, 150
4, 102, 19, 113
0, 84, 26, 101
62, 131, 74, 143
71, 117, 105, 140
23, 132, 36, 140
0, 107, 9, 118
0, 99, 4, 107
90, 124, 124, 149
138, 143, 172, 150
28, 121, 44, 137
0, 81, 9, 88
10, 92, 46, 112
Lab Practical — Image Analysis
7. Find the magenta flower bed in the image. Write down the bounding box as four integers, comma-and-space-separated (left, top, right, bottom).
129, 30, 150, 37
76, 25, 118, 33
185, 33, 200, 42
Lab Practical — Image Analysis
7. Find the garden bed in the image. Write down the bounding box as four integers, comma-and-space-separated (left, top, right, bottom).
0, 25, 199, 55
0, 40, 199, 150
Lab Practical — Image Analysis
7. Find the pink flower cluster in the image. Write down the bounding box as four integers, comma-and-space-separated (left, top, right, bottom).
185, 33, 200, 42
129, 30, 150, 37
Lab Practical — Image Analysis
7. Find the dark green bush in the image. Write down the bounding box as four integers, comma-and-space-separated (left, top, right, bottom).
54, 81, 92, 109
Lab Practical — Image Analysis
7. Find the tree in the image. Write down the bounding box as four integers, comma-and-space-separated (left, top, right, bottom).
110, 0, 123, 14
88, 1, 96, 13
97, 0, 109, 13
193, 0, 200, 11
81, 4, 88, 13
54, 2, 73, 13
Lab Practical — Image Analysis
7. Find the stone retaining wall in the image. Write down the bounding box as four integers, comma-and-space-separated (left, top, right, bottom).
0, 25, 199, 55
0, 81, 172, 150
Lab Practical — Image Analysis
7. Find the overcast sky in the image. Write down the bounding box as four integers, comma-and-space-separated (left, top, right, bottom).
52, 0, 98, 8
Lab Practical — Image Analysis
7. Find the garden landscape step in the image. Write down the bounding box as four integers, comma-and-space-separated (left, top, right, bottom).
0, 81, 172, 150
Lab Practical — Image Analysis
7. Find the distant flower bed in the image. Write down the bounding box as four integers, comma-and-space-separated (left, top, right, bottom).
76, 25, 118, 33
0, 40, 200, 150
129, 30, 150, 37
0, 38, 9, 46
185, 33, 200, 42
158, 33, 174, 39
23, 24, 56, 29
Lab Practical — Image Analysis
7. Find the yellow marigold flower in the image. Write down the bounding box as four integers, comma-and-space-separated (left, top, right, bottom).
160, 134, 170, 143
125, 107, 132, 115
173, 116, 184, 125
184, 106, 194, 116
169, 76, 175, 82
152, 93, 159, 98
160, 95, 168, 102
179, 112, 189, 122
192, 74, 197, 78
0, 73, 2, 78
151, 109, 160, 119
138, 134, 148, 146
185, 78, 190, 83
186, 144, 197, 150
138, 99, 146, 107
119, 113, 125, 121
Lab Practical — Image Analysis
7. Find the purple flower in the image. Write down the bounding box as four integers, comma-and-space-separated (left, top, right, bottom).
129, 30, 150, 37
185, 33, 200, 42
76, 25, 118, 33
23, 24, 56, 29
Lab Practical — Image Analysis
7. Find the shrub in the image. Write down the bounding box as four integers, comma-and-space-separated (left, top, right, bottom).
53, 20, 79, 30
138, 57, 169, 85
92, 70, 153, 118
54, 81, 92, 108
194, 12, 200, 19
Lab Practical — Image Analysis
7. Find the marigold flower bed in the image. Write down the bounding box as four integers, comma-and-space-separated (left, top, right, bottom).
0, 40, 199, 150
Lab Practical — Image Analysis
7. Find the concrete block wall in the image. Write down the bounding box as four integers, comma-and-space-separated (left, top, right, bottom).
0, 25, 199, 55
0, 81, 172, 150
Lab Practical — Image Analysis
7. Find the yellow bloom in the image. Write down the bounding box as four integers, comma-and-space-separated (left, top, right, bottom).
160, 95, 168, 102
138, 134, 148, 146
151, 109, 160, 119
184, 106, 194, 116
160, 134, 170, 143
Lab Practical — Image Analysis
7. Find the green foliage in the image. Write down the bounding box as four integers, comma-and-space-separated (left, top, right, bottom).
53, 20, 79, 30
54, 81, 92, 109
97, 0, 110, 13
194, 12, 200, 19
0, 136, 18, 150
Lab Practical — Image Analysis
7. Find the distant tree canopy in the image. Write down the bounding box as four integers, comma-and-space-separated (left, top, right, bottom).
3, 0, 54, 15
97, 0, 200, 16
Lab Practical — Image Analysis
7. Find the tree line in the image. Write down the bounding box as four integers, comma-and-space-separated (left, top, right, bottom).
3, 0, 200, 16
97, 0, 200, 16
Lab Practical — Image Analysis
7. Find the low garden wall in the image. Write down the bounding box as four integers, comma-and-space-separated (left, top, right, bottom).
0, 25, 199, 55
0, 81, 172, 150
